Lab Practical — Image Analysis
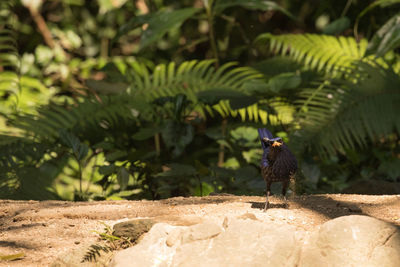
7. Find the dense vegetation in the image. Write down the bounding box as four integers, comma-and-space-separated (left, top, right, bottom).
0, 0, 399, 200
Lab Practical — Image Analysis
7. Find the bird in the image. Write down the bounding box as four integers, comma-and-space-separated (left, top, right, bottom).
258, 128, 297, 211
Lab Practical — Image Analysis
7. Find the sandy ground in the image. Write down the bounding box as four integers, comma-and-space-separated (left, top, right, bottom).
0, 194, 400, 266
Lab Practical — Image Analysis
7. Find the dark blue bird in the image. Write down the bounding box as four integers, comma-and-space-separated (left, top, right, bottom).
258, 128, 297, 210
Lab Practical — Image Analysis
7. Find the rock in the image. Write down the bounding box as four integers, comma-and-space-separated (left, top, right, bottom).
166, 228, 182, 247
109, 223, 183, 267
181, 222, 222, 244
173, 218, 303, 267
110, 218, 303, 267
299, 215, 400, 267
237, 212, 258, 220
112, 219, 155, 242
51, 245, 112, 267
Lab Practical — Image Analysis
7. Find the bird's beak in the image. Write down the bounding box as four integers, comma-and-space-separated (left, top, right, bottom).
272, 141, 282, 147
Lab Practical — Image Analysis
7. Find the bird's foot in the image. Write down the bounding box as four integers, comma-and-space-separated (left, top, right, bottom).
283, 196, 289, 209
263, 202, 270, 212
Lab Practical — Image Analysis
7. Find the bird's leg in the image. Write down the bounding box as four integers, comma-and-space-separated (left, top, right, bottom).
282, 180, 289, 208
264, 181, 272, 211
264, 191, 270, 211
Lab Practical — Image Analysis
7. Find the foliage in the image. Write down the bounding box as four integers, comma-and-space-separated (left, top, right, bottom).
292, 61, 400, 155
257, 33, 368, 74
82, 222, 132, 263
0, 0, 400, 200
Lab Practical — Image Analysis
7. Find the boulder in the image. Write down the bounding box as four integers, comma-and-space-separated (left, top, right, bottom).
172, 217, 303, 267
110, 214, 304, 267
109, 223, 183, 267
109, 214, 400, 267
112, 219, 155, 242
299, 215, 400, 267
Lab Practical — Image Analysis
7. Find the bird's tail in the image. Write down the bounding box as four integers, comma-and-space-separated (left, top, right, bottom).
258, 128, 273, 149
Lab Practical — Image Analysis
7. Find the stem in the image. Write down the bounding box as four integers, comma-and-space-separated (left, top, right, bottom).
29, 8, 55, 48
27, 5, 68, 59
217, 119, 227, 167
341, 0, 353, 18
85, 154, 98, 194
197, 175, 203, 196
100, 38, 109, 58
154, 133, 161, 157
77, 158, 83, 196
206, 6, 219, 67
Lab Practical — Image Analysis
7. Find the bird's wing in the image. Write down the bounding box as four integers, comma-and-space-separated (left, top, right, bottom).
272, 148, 298, 178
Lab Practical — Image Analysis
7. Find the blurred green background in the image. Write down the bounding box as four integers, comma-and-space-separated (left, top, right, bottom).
0, 0, 399, 200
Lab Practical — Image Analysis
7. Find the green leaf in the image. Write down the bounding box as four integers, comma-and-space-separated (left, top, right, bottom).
378, 158, 400, 180
194, 182, 214, 196
115, 13, 153, 40
252, 57, 301, 78
173, 94, 190, 120
322, 17, 350, 35
139, 8, 201, 50
230, 126, 258, 142
59, 130, 88, 160
229, 96, 259, 110
366, 14, 400, 57
59, 129, 80, 153
105, 150, 128, 162
355, 0, 400, 38
156, 163, 197, 177
132, 126, 162, 140
161, 120, 194, 157
117, 167, 130, 190
242, 80, 269, 95
214, 0, 294, 19
268, 72, 301, 93
98, 164, 116, 175
35, 45, 53, 65
216, 139, 233, 152
86, 80, 128, 94
77, 143, 89, 161
197, 89, 258, 109
205, 126, 224, 140
98, 0, 127, 14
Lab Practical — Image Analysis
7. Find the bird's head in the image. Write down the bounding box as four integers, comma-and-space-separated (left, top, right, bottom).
262, 137, 283, 148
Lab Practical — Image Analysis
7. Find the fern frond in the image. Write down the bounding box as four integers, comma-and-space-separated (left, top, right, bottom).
7, 93, 147, 141
129, 60, 292, 124
294, 61, 400, 156
0, 0, 20, 119
257, 33, 369, 74
81, 244, 113, 263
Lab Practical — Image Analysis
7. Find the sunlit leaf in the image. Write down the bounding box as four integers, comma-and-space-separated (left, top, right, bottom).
366, 14, 400, 57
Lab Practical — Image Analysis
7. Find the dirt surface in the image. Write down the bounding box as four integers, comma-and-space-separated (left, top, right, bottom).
0, 194, 400, 266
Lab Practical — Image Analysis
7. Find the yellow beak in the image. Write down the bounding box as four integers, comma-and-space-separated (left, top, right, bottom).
272, 141, 282, 147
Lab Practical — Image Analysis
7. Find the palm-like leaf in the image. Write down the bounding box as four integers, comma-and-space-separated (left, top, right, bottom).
0, 0, 20, 122
8, 94, 147, 141
294, 61, 400, 156
257, 33, 369, 74
128, 59, 293, 124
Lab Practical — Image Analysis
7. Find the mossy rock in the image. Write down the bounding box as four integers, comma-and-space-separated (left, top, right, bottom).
112, 219, 155, 242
